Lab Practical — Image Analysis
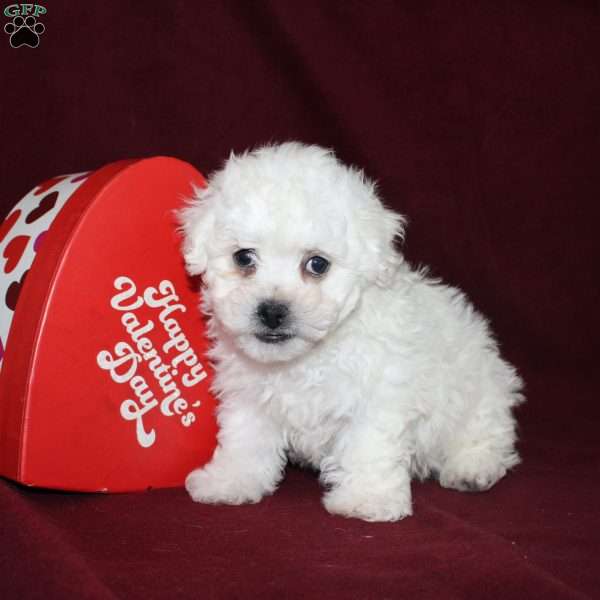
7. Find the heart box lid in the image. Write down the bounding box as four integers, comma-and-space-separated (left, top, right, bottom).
0, 157, 217, 492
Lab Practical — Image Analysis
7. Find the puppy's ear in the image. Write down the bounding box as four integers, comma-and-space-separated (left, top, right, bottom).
178, 184, 216, 276
373, 206, 406, 288
350, 168, 406, 288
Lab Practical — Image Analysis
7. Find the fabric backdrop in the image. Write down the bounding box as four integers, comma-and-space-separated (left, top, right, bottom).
1, 2, 599, 598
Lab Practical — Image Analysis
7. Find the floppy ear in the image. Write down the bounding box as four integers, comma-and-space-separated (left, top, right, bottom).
178, 184, 216, 276
348, 167, 406, 288
373, 206, 406, 288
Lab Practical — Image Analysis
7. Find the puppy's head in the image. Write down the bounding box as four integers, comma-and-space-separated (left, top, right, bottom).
180, 142, 405, 364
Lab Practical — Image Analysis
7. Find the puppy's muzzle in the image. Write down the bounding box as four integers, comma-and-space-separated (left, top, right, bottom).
255, 300, 293, 344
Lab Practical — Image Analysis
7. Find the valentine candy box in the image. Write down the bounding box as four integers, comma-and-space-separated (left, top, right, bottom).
0, 158, 217, 492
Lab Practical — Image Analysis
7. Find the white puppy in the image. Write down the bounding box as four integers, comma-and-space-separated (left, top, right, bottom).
180, 142, 524, 522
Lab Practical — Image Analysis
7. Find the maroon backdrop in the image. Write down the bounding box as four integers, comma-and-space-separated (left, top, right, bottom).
1, 2, 599, 598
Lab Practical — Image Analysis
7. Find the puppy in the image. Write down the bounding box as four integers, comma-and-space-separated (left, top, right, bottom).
180, 142, 523, 522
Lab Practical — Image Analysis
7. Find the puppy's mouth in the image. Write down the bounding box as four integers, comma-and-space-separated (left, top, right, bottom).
254, 332, 295, 344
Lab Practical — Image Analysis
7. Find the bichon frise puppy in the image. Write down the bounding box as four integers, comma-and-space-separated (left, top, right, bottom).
180, 142, 524, 522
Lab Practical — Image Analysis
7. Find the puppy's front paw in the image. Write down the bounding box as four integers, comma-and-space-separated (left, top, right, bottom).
185, 466, 267, 505
323, 486, 412, 522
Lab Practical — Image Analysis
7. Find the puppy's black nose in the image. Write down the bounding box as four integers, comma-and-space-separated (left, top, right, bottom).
257, 300, 289, 330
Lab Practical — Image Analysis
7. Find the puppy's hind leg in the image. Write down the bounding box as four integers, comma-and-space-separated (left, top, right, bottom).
438, 384, 522, 493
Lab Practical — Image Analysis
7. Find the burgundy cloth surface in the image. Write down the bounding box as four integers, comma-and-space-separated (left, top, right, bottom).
1, 2, 599, 598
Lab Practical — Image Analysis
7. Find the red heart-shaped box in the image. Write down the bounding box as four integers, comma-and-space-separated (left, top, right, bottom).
0, 158, 217, 491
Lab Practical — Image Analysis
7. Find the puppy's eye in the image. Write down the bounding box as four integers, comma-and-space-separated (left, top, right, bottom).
233, 249, 256, 269
305, 255, 330, 277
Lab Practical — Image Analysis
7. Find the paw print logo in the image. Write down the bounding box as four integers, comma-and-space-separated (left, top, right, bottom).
4, 15, 45, 48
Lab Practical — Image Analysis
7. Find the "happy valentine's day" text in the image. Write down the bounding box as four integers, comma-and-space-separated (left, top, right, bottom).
96, 276, 207, 448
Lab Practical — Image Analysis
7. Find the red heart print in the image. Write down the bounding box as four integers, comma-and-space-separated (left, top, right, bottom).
5, 269, 28, 311
0, 209, 21, 244
2, 235, 30, 274
70, 173, 90, 183
26, 191, 58, 224
34, 175, 68, 196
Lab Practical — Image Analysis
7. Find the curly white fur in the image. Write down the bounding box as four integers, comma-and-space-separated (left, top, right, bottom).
180, 142, 524, 522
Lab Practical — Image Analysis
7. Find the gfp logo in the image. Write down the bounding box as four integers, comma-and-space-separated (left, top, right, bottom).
4, 3, 46, 48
